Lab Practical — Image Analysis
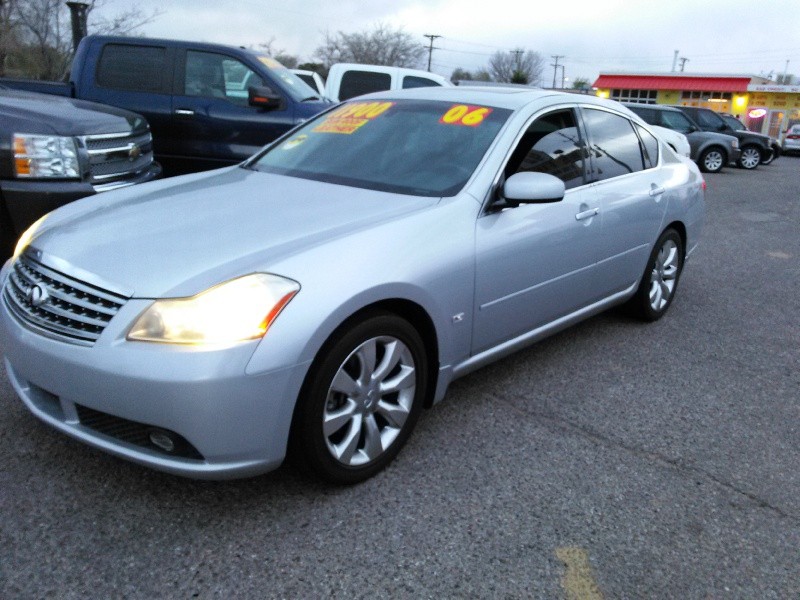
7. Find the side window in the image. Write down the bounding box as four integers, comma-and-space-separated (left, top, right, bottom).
184, 51, 263, 106
636, 124, 659, 168
660, 111, 694, 134
96, 44, 166, 92
504, 109, 587, 190
631, 107, 656, 125
693, 109, 724, 130
339, 71, 391, 101
582, 108, 645, 181
402, 75, 442, 89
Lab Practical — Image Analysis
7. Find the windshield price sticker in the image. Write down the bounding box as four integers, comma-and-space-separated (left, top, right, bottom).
314, 101, 395, 134
440, 104, 493, 127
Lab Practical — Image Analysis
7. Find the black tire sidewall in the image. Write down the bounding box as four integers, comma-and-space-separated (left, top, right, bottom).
292, 312, 428, 484
633, 228, 684, 321
699, 147, 725, 173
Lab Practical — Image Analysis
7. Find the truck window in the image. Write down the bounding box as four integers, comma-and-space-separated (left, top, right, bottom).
96, 44, 167, 93
339, 71, 391, 101
402, 75, 442, 89
185, 51, 264, 106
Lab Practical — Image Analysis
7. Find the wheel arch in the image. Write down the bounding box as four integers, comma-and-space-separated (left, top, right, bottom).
663, 220, 687, 259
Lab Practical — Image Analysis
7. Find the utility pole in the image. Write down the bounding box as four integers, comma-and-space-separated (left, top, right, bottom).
678, 57, 689, 72
672, 50, 679, 72
560, 65, 566, 88
551, 55, 564, 88
423, 34, 441, 72
66, 2, 90, 53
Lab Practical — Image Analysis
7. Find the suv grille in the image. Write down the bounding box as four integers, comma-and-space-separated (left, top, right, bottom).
81, 130, 154, 186
3, 254, 128, 344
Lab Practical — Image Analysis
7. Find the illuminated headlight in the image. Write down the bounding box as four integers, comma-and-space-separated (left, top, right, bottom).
128, 274, 300, 345
13, 133, 80, 179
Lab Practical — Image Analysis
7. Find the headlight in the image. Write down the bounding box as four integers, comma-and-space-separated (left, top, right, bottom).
13, 214, 49, 259
127, 273, 300, 345
13, 133, 80, 179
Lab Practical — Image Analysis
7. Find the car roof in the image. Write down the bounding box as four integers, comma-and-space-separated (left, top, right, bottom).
355, 86, 625, 111
624, 103, 684, 113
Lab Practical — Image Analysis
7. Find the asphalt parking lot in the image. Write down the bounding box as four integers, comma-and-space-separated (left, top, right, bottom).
1, 156, 798, 599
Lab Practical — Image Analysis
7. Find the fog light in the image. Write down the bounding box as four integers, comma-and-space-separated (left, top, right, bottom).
149, 429, 176, 453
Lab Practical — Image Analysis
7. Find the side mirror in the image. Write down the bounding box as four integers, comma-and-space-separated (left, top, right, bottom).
502, 172, 566, 205
248, 86, 282, 110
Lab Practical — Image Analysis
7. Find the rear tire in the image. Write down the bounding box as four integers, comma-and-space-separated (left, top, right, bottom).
625, 228, 684, 322
698, 147, 725, 173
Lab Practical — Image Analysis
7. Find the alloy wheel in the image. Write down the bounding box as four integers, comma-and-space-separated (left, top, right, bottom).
649, 239, 680, 312
740, 147, 761, 169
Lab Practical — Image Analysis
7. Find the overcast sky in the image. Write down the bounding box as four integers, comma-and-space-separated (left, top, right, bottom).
98, 0, 800, 85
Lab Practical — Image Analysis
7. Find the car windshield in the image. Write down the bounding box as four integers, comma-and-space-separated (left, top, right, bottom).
249, 99, 512, 196
722, 116, 745, 131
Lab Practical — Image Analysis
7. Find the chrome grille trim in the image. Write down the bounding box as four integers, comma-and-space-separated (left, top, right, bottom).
3, 254, 129, 344
80, 130, 154, 186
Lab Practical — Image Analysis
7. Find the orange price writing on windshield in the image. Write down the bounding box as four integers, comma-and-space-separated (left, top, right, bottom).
440, 105, 492, 127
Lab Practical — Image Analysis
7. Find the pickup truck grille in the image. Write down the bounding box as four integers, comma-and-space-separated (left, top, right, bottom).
3, 254, 129, 345
81, 130, 154, 188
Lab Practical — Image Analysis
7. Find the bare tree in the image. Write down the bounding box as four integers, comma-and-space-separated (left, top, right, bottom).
314, 23, 425, 69
256, 37, 299, 69
450, 66, 492, 84
5, 0, 160, 80
488, 49, 544, 85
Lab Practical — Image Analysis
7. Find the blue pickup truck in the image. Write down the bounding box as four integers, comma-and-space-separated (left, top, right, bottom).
5, 36, 332, 175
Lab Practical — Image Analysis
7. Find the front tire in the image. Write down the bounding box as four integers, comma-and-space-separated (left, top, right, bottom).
291, 312, 428, 484
626, 228, 684, 322
737, 145, 761, 169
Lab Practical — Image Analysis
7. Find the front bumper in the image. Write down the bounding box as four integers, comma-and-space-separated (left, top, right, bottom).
0, 266, 309, 479
1, 163, 162, 238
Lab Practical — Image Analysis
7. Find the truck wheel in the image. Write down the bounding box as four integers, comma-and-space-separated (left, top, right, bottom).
737, 145, 761, 169
698, 147, 725, 173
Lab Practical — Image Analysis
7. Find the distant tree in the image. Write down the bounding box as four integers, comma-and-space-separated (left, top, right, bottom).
488, 48, 544, 85
450, 66, 492, 84
274, 53, 298, 69
2, 0, 160, 79
571, 77, 590, 90
314, 23, 425, 69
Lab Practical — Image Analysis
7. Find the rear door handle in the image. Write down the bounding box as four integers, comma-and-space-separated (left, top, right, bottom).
649, 185, 665, 197
174, 109, 195, 116
575, 207, 600, 221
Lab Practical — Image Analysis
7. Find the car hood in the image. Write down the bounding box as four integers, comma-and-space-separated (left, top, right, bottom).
0, 89, 146, 136
29, 167, 438, 297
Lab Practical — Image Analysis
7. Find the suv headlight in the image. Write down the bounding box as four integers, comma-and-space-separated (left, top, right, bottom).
13, 134, 80, 179
128, 273, 300, 345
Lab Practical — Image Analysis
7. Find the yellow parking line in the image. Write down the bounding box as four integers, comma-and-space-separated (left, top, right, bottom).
556, 547, 604, 600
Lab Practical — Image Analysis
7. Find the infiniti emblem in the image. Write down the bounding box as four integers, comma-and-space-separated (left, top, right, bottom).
26, 283, 50, 307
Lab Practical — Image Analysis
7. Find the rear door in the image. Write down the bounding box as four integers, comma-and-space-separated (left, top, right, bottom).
580, 106, 668, 295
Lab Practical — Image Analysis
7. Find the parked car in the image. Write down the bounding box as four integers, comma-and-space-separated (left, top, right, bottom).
2, 36, 332, 175
782, 123, 800, 154
719, 113, 780, 165
0, 88, 161, 258
626, 103, 740, 173
650, 125, 691, 158
325, 63, 451, 101
671, 105, 773, 169
0, 88, 704, 484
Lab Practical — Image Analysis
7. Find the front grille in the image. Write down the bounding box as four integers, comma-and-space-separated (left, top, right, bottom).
75, 404, 204, 460
81, 130, 154, 185
3, 254, 128, 344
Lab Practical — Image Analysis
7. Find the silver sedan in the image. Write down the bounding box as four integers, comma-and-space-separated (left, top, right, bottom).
0, 88, 705, 483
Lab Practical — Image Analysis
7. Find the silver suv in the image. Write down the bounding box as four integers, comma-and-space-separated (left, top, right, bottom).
626, 104, 740, 173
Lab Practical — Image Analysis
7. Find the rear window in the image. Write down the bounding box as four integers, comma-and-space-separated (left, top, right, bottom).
339, 71, 391, 101
251, 99, 512, 197
402, 75, 442, 89
96, 44, 167, 93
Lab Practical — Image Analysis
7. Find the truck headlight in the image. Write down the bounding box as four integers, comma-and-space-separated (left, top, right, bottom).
13, 134, 80, 179
128, 274, 300, 345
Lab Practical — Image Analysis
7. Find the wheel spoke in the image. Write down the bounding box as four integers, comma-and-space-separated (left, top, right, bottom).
376, 399, 410, 429
333, 414, 363, 464
660, 280, 672, 303
323, 400, 357, 436
356, 340, 377, 384
380, 365, 415, 395
362, 414, 384, 460
330, 369, 360, 397
649, 280, 662, 307
371, 340, 402, 383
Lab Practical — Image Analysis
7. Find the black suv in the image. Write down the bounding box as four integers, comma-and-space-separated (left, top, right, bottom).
671, 106, 776, 169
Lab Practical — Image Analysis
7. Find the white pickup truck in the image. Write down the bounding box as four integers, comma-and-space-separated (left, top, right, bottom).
292, 64, 451, 102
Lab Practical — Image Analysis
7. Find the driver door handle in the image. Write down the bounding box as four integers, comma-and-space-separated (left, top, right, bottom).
575, 207, 600, 221
174, 109, 195, 116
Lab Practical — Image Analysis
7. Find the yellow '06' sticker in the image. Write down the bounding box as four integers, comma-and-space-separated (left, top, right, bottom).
440, 104, 492, 127
314, 101, 395, 134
